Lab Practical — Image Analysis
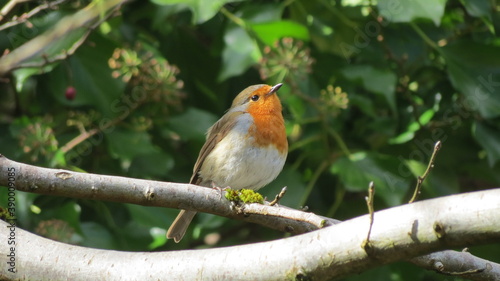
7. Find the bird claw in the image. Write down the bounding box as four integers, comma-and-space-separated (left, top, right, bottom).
210, 182, 230, 200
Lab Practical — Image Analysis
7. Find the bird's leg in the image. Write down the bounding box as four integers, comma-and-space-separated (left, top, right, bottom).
210, 181, 230, 200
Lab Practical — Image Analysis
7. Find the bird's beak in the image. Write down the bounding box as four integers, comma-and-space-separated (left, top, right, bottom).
267, 83, 283, 96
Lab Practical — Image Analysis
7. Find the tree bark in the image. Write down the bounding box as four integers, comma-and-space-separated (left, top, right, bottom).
1, 155, 500, 280
0, 155, 338, 234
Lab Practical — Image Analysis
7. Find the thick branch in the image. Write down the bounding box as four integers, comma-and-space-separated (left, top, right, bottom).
0, 188, 499, 280
0, 155, 337, 234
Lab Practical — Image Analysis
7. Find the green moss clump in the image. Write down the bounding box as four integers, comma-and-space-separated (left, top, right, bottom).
224, 188, 240, 201
224, 188, 264, 204
239, 189, 264, 203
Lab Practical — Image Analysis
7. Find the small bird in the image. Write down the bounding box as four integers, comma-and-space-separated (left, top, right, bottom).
167, 83, 288, 243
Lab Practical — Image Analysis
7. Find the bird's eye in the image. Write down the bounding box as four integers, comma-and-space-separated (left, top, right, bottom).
251, 95, 260, 101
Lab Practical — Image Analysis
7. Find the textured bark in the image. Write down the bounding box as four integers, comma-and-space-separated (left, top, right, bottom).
0, 189, 499, 280
0, 155, 337, 235
1, 155, 500, 280
411, 250, 500, 281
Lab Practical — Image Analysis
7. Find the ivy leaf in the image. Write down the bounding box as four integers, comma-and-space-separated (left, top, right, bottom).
473, 122, 500, 167
218, 3, 283, 81
378, 0, 447, 26
331, 152, 411, 206
106, 128, 160, 163
250, 20, 309, 46
151, 0, 241, 24
341, 65, 397, 114
218, 24, 261, 81
441, 41, 500, 119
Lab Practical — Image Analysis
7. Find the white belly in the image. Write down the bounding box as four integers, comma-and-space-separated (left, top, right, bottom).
199, 125, 286, 190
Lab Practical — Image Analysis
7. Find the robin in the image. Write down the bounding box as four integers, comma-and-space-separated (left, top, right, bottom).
167, 83, 288, 243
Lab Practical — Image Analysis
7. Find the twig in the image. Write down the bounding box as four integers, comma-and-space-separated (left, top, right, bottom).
411, 250, 500, 280
241, 202, 327, 229
60, 79, 147, 154
0, 0, 126, 76
0, 0, 31, 22
410, 22, 440, 51
8, 3, 121, 70
409, 141, 442, 203
362, 181, 376, 252
0, 0, 68, 31
269, 186, 287, 206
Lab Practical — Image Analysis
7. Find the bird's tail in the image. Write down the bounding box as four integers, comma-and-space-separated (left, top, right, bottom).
166, 210, 197, 243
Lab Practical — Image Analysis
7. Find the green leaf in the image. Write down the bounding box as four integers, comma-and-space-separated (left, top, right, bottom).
39, 201, 82, 232
80, 222, 117, 249
349, 95, 377, 117
126, 204, 174, 228
250, 20, 309, 46
341, 65, 397, 113
389, 109, 435, 144
473, 122, 500, 167
418, 108, 435, 125
8, 27, 86, 71
286, 94, 307, 121
218, 25, 261, 81
44, 33, 125, 117
460, 0, 492, 19
168, 108, 218, 140
151, 0, 241, 24
441, 41, 500, 119
377, 0, 447, 26
148, 227, 168, 249
389, 131, 415, 145
129, 151, 175, 178
106, 128, 159, 162
0, 190, 37, 227
331, 152, 411, 206
218, 3, 283, 81
13, 68, 42, 93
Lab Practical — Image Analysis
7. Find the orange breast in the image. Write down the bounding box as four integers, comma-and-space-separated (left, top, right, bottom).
247, 93, 288, 155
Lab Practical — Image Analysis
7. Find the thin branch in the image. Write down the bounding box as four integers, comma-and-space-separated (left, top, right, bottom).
0, 0, 126, 76
0, 0, 31, 22
4, 3, 121, 71
60, 89, 144, 154
409, 140, 442, 203
241, 201, 326, 229
410, 22, 440, 51
0, 0, 68, 31
410, 250, 500, 281
219, 6, 246, 28
269, 186, 287, 206
362, 181, 375, 252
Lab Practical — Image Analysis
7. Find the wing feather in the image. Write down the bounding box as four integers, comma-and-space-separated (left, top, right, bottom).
189, 111, 245, 185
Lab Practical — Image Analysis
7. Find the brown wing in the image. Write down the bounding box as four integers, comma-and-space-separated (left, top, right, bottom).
189, 111, 245, 185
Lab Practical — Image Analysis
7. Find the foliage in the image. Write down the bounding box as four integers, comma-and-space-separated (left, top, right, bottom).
1, 0, 500, 279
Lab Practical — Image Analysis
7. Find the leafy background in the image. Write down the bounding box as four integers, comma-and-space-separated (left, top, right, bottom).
1, 0, 500, 280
